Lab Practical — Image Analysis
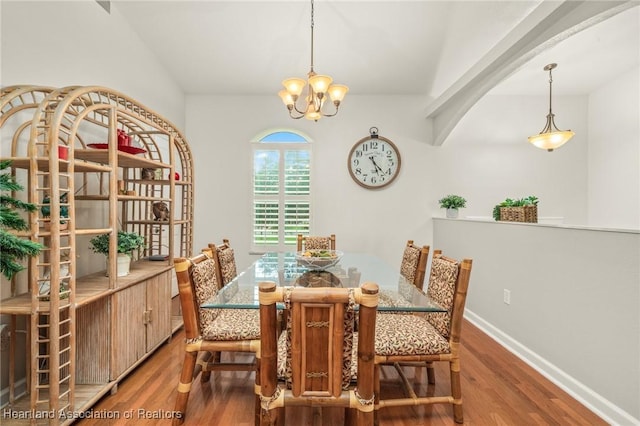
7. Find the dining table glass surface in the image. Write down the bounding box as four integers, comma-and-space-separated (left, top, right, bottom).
201, 252, 445, 312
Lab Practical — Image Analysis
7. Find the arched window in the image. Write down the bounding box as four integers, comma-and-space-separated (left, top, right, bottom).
252, 130, 311, 252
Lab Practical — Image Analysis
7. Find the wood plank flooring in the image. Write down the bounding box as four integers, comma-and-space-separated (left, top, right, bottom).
76, 320, 606, 425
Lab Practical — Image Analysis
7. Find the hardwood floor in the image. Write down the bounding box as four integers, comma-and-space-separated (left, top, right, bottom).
77, 320, 606, 425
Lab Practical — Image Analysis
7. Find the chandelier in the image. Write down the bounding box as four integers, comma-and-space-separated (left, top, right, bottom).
278, 0, 348, 121
528, 63, 575, 152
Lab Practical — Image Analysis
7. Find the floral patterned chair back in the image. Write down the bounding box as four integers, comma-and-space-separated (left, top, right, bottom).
399, 240, 430, 291
209, 239, 238, 287
297, 233, 336, 252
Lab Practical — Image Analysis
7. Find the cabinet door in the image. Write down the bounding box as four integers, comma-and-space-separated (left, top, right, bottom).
145, 270, 172, 351
111, 284, 146, 379
76, 299, 111, 384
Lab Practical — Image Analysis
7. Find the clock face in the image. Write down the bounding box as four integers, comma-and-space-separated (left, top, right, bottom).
348, 135, 401, 189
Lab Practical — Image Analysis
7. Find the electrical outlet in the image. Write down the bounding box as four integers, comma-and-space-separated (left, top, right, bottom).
503, 289, 511, 305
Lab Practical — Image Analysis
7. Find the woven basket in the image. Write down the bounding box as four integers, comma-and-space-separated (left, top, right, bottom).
499, 205, 538, 223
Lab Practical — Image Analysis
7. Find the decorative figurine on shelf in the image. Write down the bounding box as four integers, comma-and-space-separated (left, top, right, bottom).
152, 201, 170, 221
41, 192, 69, 229
141, 168, 156, 180
117, 129, 131, 146
41, 192, 69, 218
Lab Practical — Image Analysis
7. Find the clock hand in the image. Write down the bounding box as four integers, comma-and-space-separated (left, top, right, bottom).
368, 156, 381, 174
369, 156, 386, 175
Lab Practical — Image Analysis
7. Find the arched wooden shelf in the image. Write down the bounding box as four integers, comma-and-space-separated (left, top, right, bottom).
0, 85, 194, 424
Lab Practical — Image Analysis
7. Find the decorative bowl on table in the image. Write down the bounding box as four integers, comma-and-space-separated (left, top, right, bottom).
296, 250, 343, 270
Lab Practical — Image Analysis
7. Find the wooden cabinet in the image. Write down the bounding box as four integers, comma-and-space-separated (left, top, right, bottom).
0, 86, 194, 424
111, 268, 172, 379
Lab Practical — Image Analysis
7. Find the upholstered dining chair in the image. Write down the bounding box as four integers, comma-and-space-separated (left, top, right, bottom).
209, 238, 237, 287
399, 240, 430, 291
173, 251, 260, 425
257, 281, 379, 426
374, 252, 473, 424
296, 233, 336, 252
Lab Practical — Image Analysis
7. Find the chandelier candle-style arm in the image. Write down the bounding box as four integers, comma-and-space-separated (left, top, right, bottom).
528, 63, 575, 151
278, 0, 349, 121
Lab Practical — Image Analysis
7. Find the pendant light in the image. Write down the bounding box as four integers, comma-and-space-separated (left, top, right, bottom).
528, 63, 575, 152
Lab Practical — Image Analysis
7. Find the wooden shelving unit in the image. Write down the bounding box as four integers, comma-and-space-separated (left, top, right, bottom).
0, 85, 194, 424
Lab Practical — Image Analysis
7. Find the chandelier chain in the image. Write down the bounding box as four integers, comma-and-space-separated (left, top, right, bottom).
310, 0, 315, 73
277, 0, 348, 121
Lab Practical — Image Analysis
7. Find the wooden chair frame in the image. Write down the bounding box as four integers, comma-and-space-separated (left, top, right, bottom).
173, 253, 260, 425
296, 234, 336, 252
374, 253, 473, 424
257, 281, 379, 426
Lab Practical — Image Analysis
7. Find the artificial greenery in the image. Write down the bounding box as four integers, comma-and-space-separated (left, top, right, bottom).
492, 195, 539, 221
438, 194, 467, 209
0, 160, 44, 280
90, 231, 145, 256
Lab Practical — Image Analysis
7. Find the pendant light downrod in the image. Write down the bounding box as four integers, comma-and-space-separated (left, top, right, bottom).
527, 63, 575, 152
278, 0, 349, 121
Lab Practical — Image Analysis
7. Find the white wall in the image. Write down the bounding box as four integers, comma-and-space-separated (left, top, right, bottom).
588, 66, 640, 229
0, 1, 185, 129
187, 89, 620, 270
186, 94, 436, 270
433, 218, 640, 425
440, 93, 590, 224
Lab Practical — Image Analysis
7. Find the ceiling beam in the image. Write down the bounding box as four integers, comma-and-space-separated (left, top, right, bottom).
424, 0, 637, 146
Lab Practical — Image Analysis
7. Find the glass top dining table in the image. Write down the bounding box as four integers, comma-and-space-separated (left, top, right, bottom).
202, 252, 445, 312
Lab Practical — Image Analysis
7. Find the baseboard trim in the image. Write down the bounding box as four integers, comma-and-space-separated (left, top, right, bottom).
464, 310, 639, 426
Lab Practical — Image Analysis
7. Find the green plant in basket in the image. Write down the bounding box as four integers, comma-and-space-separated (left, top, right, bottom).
492, 196, 539, 221
90, 231, 145, 256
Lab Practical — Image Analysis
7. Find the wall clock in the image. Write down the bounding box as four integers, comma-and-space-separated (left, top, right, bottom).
347, 127, 401, 189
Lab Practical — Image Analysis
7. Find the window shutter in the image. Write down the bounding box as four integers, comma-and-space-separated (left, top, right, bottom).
252, 134, 312, 251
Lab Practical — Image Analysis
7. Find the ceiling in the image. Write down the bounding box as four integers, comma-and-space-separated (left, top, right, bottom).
112, 1, 639, 99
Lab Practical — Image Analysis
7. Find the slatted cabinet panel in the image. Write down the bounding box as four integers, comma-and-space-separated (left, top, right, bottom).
76, 299, 110, 384
111, 284, 147, 379
145, 270, 172, 351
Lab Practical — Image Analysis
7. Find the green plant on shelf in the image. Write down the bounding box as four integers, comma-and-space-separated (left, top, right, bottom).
90, 231, 145, 256
438, 194, 467, 209
492, 196, 539, 221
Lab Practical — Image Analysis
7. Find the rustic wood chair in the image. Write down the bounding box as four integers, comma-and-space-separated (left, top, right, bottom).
374, 252, 473, 424
296, 233, 336, 252
399, 240, 430, 291
257, 281, 379, 426
209, 238, 238, 287
173, 252, 261, 425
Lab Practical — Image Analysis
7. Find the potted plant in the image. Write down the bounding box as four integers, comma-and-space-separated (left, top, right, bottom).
0, 160, 44, 280
438, 194, 467, 219
90, 231, 145, 277
492, 196, 539, 222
